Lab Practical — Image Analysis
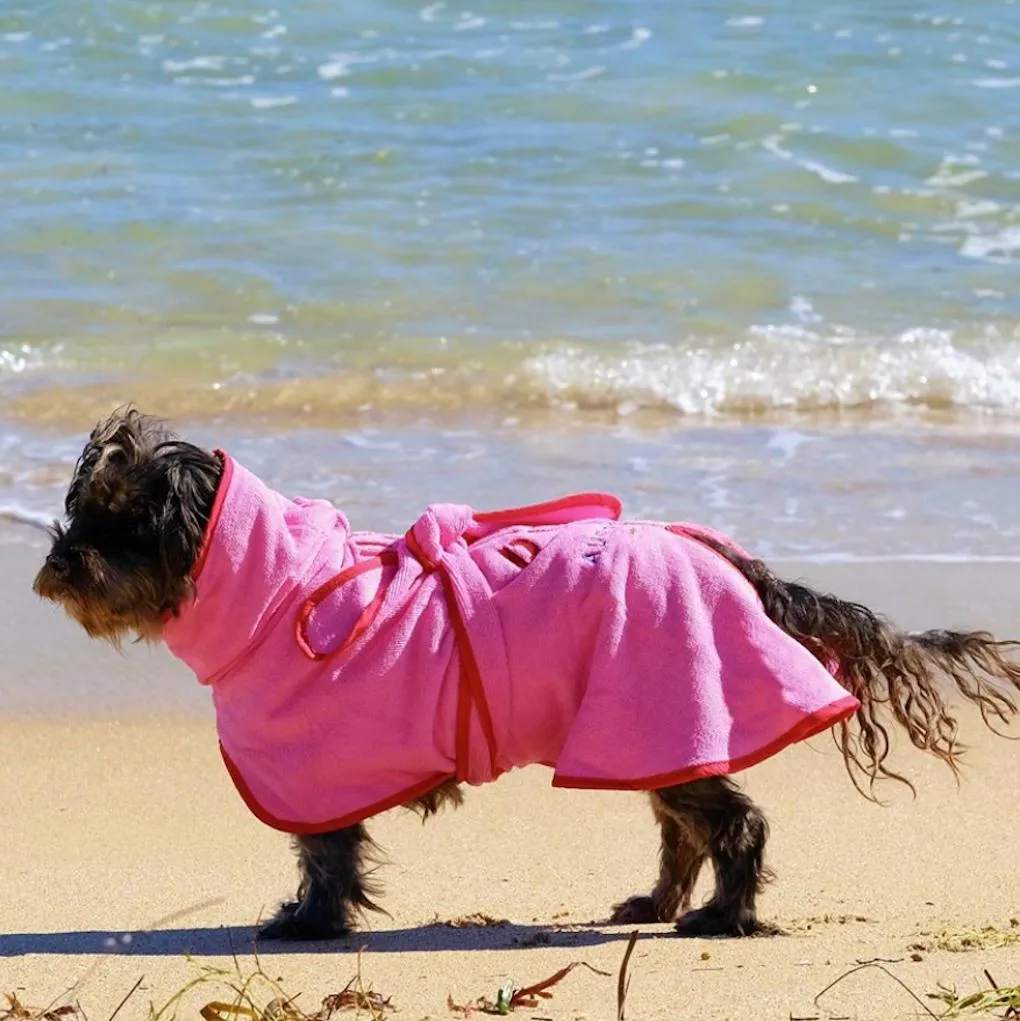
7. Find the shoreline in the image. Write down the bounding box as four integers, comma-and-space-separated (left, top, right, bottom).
6, 410, 1020, 566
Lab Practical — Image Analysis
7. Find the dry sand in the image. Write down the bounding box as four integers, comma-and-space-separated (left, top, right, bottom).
3, 532, 1019, 1019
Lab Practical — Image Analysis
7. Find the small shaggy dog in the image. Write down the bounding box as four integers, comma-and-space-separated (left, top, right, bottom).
34, 408, 1020, 941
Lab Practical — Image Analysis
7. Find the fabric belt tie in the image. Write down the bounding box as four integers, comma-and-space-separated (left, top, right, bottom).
403, 503, 503, 782
402, 494, 623, 783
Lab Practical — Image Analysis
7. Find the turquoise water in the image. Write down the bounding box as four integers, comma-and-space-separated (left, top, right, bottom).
2, 1, 1020, 555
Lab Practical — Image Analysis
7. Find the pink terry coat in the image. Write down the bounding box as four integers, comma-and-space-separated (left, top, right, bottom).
163, 453, 860, 835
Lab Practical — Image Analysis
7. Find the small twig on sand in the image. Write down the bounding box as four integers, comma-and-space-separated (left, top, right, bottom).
106, 977, 144, 1021
617, 930, 639, 1021
813, 962, 938, 1020
789, 1014, 851, 1020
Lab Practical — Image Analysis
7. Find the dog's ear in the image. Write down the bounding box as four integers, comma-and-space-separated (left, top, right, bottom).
155, 444, 222, 584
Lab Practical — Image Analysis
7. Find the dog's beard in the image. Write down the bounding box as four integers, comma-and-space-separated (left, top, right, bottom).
33, 550, 181, 645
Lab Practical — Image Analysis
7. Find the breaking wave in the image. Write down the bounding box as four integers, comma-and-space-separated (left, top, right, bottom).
5, 325, 1020, 428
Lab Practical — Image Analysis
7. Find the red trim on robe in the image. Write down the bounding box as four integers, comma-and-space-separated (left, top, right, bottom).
551, 695, 860, 791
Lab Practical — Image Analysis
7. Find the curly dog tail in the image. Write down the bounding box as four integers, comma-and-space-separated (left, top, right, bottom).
697, 537, 1020, 798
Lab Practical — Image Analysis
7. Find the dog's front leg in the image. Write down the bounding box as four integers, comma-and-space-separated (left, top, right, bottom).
258, 824, 383, 941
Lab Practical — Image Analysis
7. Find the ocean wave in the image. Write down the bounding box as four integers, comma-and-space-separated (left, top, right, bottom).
960, 227, 1020, 264
523, 327, 1020, 417
0, 503, 54, 533
0, 345, 48, 376
6, 326, 1020, 428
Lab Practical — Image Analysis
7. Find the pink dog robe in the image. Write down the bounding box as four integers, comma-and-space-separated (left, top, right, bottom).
163, 453, 860, 834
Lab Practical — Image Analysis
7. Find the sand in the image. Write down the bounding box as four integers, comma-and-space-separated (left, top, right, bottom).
3, 532, 1019, 1019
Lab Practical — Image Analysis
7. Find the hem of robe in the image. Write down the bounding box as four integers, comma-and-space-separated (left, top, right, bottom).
550, 694, 860, 791
219, 743, 457, 835
218, 694, 859, 833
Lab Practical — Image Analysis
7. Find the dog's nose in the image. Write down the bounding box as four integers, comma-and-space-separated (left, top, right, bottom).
45, 552, 72, 577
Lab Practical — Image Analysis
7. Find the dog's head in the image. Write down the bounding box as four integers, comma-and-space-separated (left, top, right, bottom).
33, 407, 223, 643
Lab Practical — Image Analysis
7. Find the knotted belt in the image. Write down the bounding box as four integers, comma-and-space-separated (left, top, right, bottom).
297, 493, 622, 786
403, 495, 623, 783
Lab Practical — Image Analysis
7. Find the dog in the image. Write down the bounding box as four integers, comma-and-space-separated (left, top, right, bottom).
34, 407, 1020, 941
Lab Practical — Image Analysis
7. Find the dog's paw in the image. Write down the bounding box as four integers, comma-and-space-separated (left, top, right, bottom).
608, 896, 664, 925
257, 902, 353, 942
674, 906, 761, 938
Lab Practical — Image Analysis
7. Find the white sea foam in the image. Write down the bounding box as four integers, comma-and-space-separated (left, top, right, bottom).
547, 65, 606, 82
621, 27, 652, 50
174, 74, 255, 87
0, 503, 54, 533
0, 345, 45, 374
317, 58, 352, 80
761, 135, 858, 183
249, 95, 297, 108
798, 159, 858, 184
419, 2, 445, 23
523, 326, 1020, 416
955, 199, 1000, 218
960, 227, 1020, 263
971, 76, 1020, 89
162, 56, 229, 72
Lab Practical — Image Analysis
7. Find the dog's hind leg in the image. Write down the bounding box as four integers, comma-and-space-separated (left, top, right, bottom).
655, 776, 773, 937
258, 824, 383, 941
609, 794, 708, 924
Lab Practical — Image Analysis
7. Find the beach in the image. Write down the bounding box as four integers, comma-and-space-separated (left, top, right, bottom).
4, 533, 1019, 1020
